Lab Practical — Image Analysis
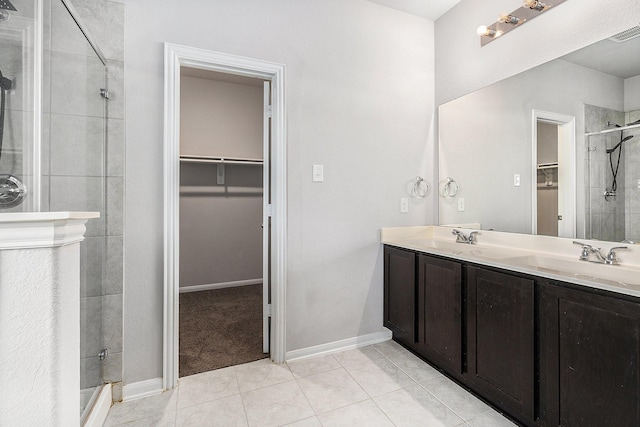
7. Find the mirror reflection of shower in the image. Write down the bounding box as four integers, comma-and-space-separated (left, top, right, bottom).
586, 104, 640, 243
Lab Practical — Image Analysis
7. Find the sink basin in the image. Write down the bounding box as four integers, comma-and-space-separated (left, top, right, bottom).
503, 255, 640, 286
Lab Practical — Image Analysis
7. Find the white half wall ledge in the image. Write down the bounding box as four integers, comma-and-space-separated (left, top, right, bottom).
0, 211, 98, 426
0, 211, 100, 249
285, 329, 393, 362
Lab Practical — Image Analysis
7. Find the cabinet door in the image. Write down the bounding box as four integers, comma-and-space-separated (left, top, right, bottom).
467, 267, 535, 424
542, 284, 640, 427
416, 255, 462, 375
383, 246, 415, 347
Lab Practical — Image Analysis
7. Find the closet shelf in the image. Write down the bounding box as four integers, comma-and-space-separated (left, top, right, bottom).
537, 183, 558, 189
537, 162, 558, 170
180, 155, 263, 165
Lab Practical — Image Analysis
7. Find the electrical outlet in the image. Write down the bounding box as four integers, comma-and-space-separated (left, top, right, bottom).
400, 198, 409, 213
458, 197, 465, 212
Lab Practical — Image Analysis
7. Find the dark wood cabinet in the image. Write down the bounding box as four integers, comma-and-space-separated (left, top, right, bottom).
416, 255, 463, 376
541, 283, 640, 427
383, 245, 640, 427
467, 267, 535, 425
383, 246, 416, 348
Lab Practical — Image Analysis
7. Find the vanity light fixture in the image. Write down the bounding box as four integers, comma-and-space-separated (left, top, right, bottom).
478, 0, 567, 46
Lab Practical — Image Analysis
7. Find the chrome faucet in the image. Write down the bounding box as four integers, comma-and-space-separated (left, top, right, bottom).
605, 246, 629, 265
452, 229, 479, 244
573, 241, 628, 265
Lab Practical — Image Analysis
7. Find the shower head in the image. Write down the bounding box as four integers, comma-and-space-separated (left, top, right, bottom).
607, 121, 622, 127
0, 0, 17, 11
606, 135, 634, 153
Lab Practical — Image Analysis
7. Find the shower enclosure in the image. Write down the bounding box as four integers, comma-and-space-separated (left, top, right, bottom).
586, 104, 640, 242
0, 0, 111, 421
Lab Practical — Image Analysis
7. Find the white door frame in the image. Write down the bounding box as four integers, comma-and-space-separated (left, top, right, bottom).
163, 43, 287, 390
531, 110, 576, 238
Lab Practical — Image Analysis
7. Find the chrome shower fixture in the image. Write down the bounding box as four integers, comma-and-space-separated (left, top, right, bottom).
0, 0, 16, 21
0, 174, 26, 208
0, 0, 17, 11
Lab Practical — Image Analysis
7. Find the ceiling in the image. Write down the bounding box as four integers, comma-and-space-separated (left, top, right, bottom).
561, 32, 640, 79
364, 0, 461, 21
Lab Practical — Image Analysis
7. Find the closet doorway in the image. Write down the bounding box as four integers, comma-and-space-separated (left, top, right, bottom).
164, 44, 287, 390
531, 110, 576, 238
177, 67, 270, 377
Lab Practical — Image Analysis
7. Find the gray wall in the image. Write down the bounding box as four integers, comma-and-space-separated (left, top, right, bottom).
626, 76, 640, 111
180, 76, 263, 288
124, 0, 436, 384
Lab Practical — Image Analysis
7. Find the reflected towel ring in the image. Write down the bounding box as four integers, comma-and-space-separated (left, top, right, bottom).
412, 176, 430, 198
443, 177, 459, 197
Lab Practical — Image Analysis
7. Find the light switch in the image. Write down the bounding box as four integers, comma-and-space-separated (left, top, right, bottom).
514, 174, 521, 187
312, 165, 324, 182
400, 198, 409, 213
458, 197, 465, 212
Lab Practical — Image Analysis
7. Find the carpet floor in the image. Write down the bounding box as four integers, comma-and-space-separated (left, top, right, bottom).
179, 284, 267, 377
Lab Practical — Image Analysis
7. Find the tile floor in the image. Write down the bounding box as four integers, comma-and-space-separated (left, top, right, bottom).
104, 340, 516, 426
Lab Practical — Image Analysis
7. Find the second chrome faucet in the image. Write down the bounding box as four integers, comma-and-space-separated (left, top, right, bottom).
573, 241, 628, 265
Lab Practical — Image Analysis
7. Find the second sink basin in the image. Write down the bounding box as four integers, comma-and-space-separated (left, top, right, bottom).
503, 255, 640, 286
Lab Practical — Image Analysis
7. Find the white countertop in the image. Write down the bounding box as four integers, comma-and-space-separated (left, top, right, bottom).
381, 226, 640, 298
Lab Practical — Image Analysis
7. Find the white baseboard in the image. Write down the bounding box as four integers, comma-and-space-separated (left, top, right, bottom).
285, 329, 393, 362
179, 279, 262, 293
122, 378, 164, 402
82, 383, 112, 427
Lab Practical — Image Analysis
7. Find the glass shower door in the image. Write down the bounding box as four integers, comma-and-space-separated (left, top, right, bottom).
0, 0, 39, 211
43, 0, 108, 419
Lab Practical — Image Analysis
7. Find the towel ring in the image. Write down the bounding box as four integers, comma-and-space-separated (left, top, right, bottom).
443, 177, 459, 198
412, 176, 430, 198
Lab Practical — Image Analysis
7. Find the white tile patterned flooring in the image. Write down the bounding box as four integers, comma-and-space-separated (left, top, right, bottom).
104, 340, 517, 426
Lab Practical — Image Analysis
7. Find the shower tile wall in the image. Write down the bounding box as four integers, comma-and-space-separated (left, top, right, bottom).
625, 109, 640, 242
71, 0, 126, 402
585, 104, 626, 242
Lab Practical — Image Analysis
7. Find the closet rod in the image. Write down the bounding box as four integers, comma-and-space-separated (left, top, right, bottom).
180, 155, 263, 165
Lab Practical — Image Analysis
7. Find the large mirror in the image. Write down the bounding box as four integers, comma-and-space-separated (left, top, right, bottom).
438, 27, 640, 244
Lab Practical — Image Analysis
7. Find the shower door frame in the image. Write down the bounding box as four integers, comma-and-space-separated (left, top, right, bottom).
163, 43, 287, 390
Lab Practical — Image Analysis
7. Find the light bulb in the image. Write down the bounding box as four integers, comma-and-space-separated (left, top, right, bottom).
476, 25, 496, 37
499, 12, 521, 25
523, 0, 547, 11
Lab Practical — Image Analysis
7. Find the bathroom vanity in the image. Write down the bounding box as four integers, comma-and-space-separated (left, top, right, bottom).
382, 226, 640, 427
